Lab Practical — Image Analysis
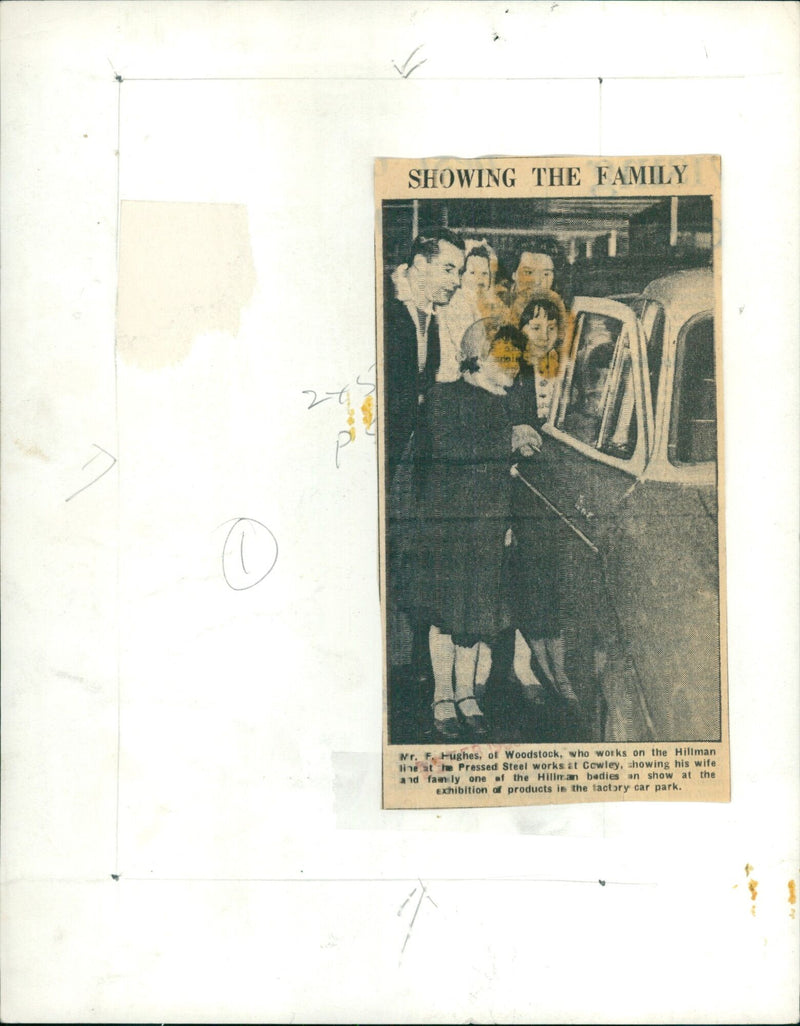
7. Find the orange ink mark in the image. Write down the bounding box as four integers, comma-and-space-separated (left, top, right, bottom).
361, 394, 375, 430
789, 880, 797, 918
744, 863, 753, 877
346, 391, 356, 442
748, 877, 758, 915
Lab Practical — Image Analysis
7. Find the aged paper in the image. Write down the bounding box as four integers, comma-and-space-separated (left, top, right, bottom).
2, 2, 797, 1022
379, 155, 729, 808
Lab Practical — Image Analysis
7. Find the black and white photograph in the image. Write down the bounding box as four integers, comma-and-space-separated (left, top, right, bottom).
378, 156, 728, 807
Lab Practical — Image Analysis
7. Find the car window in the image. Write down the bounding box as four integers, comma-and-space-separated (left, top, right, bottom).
556, 312, 638, 460
669, 313, 716, 465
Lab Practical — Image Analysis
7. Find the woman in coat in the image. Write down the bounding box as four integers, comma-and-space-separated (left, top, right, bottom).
414, 319, 540, 738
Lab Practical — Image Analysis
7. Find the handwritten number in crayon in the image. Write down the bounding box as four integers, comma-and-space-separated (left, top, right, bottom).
301, 389, 331, 410
356, 363, 377, 396
302, 385, 351, 409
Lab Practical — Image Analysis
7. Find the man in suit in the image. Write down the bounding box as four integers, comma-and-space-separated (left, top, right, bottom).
384, 230, 466, 480
384, 230, 465, 734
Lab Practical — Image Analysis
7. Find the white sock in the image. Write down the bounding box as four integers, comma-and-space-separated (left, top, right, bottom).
453, 643, 478, 703
475, 642, 492, 688
429, 626, 455, 711
513, 630, 543, 688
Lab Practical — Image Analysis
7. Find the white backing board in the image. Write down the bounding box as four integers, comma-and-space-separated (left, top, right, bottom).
2, 3, 798, 1022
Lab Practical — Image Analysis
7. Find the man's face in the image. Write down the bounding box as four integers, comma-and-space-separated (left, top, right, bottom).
514, 251, 555, 295
418, 241, 465, 306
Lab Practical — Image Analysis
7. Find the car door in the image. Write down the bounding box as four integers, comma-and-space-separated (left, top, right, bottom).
511, 299, 653, 738
599, 309, 721, 742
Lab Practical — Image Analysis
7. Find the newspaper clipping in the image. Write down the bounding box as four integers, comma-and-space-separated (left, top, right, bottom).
378, 155, 728, 809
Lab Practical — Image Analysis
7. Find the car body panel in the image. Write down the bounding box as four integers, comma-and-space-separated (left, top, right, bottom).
513, 268, 722, 742
603, 479, 721, 740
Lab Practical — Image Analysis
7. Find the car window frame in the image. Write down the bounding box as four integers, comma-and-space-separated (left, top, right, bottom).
545, 296, 654, 477
667, 310, 717, 468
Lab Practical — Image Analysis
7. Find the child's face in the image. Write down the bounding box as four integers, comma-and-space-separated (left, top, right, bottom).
522, 311, 558, 360
462, 254, 490, 295
483, 337, 521, 389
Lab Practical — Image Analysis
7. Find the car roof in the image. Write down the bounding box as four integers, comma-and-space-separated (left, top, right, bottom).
641, 268, 713, 325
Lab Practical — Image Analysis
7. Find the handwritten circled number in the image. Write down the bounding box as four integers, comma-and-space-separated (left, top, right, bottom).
221, 518, 278, 591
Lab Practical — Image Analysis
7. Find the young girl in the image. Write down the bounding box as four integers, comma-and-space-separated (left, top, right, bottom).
506, 296, 578, 706
414, 319, 539, 738
517, 292, 568, 420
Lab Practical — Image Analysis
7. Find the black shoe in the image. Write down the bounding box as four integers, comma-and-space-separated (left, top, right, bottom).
455, 697, 488, 739
516, 677, 547, 707
431, 700, 460, 740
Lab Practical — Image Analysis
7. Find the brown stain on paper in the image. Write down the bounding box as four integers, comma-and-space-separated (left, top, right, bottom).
14, 438, 49, 462
789, 879, 797, 919
116, 201, 256, 369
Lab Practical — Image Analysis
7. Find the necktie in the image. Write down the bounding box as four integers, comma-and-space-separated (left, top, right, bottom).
424, 313, 440, 386
416, 309, 429, 373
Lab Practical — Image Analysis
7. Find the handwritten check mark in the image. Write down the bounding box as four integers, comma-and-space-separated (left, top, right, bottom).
392, 45, 427, 79
65, 444, 117, 503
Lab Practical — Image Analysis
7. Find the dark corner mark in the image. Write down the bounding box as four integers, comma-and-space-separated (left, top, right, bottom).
599, 879, 606, 886
116, 74, 123, 83
111, 873, 120, 881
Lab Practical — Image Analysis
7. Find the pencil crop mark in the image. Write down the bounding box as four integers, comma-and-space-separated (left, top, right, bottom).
107, 57, 123, 83
397, 886, 417, 916
399, 879, 437, 956
65, 444, 117, 502
393, 45, 427, 79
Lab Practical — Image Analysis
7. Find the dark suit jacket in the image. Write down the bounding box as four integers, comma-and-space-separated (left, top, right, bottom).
384, 284, 440, 478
